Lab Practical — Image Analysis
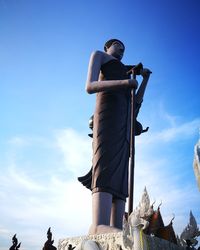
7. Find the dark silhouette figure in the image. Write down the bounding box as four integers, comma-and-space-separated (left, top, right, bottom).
9, 234, 21, 250
67, 244, 75, 250
186, 240, 192, 249
42, 228, 57, 250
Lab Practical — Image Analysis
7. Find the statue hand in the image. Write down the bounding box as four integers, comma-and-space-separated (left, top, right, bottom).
141, 68, 152, 79
129, 79, 138, 89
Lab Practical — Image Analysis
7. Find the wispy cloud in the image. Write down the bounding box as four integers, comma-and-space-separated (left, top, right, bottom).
8, 136, 30, 147
54, 128, 92, 175
8, 165, 45, 191
0, 226, 10, 235
159, 102, 180, 127
156, 118, 200, 142
0, 118, 199, 249
138, 117, 200, 145
0, 131, 92, 249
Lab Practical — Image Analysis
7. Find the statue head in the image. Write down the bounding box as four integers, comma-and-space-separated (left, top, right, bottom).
104, 39, 125, 60
129, 208, 149, 230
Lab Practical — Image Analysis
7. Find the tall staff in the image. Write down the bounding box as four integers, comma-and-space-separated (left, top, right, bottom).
128, 83, 136, 216
128, 63, 151, 215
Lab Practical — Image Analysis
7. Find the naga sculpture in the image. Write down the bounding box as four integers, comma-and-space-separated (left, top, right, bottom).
9, 234, 21, 250
59, 188, 185, 250
43, 227, 57, 250
180, 211, 200, 248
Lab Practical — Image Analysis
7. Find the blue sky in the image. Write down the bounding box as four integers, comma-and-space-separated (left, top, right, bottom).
0, 0, 200, 249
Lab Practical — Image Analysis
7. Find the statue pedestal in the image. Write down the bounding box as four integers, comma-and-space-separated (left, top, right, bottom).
58, 232, 124, 250
57, 188, 188, 250
58, 232, 185, 250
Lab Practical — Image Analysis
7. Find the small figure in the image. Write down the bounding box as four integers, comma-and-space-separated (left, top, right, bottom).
42, 227, 57, 250
67, 244, 75, 250
9, 234, 21, 250
78, 39, 151, 234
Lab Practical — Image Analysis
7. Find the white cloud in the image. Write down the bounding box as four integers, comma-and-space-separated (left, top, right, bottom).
8, 165, 45, 191
54, 128, 92, 175
157, 118, 200, 142
138, 118, 200, 145
0, 130, 92, 249
0, 121, 200, 249
0, 176, 91, 250
0, 226, 10, 235
159, 102, 179, 127
8, 136, 29, 147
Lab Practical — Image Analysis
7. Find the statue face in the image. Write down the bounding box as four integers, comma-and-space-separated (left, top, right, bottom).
106, 42, 125, 60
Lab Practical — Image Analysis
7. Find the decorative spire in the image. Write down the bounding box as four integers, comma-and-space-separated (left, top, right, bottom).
138, 187, 154, 219
9, 234, 21, 250
180, 211, 200, 247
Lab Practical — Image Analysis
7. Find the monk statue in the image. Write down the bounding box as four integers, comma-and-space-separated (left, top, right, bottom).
78, 39, 151, 235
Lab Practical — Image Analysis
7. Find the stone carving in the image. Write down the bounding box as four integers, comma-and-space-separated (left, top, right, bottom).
133, 188, 178, 245
126, 187, 184, 249
143, 202, 164, 235
43, 227, 57, 250
122, 216, 132, 249
193, 134, 200, 190
58, 188, 185, 250
75, 240, 102, 250
180, 211, 200, 248
58, 232, 123, 250
9, 234, 21, 250
126, 187, 153, 250
133, 187, 154, 220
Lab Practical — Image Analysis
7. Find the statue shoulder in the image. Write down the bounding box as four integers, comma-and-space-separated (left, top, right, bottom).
90, 50, 112, 64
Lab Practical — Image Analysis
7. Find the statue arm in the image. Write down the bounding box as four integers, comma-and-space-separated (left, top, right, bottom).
135, 69, 151, 104
85, 51, 138, 94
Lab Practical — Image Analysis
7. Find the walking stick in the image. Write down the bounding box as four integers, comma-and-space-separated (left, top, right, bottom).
128, 63, 143, 216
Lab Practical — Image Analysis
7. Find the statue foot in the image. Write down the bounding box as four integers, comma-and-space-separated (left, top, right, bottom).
88, 224, 122, 235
